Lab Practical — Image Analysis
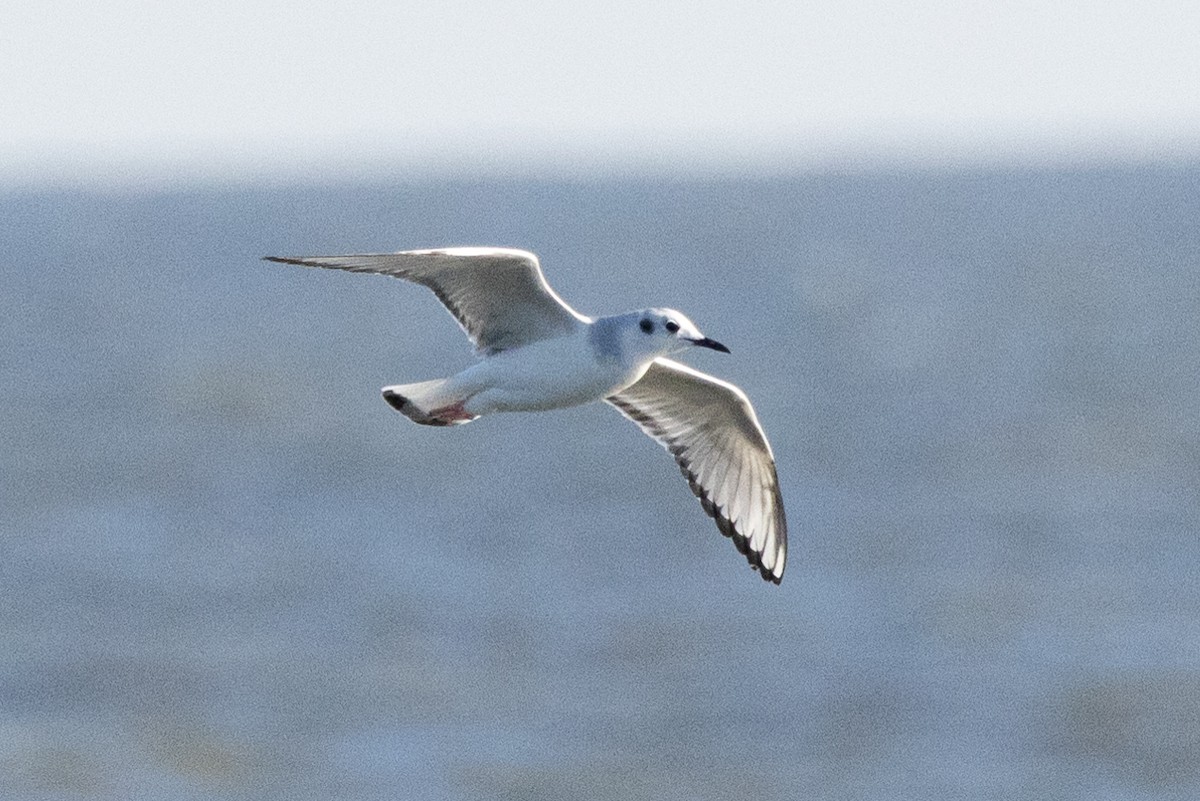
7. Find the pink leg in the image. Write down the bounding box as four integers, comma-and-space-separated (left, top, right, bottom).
428, 400, 477, 424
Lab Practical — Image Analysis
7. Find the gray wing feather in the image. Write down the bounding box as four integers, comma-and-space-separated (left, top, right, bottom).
606, 358, 788, 584
264, 247, 588, 354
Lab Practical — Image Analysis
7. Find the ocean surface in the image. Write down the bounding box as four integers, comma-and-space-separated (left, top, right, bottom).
2, 167, 1199, 800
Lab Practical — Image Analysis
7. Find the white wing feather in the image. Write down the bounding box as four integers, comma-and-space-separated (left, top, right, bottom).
264, 247, 588, 354
606, 358, 787, 584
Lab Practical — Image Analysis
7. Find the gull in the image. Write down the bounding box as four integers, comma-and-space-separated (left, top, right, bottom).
264, 247, 787, 584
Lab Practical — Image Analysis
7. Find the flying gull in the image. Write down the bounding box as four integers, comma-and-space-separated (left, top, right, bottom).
264, 247, 787, 584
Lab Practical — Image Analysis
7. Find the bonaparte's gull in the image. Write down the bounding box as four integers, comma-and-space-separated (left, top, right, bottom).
264, 247, 787, 584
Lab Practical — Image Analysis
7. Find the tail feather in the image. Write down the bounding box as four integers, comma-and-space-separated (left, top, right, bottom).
382, 379, 476, 426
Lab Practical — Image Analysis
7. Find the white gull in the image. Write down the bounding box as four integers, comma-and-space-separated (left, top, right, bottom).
264, 247, 787, 584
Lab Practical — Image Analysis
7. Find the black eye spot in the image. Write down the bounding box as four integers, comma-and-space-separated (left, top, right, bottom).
640, 318, 654, 334
665, 320, 680, 334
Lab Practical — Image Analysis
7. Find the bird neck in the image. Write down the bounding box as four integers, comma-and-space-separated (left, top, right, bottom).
587, 314, 630, 364
588, 312, 672, 367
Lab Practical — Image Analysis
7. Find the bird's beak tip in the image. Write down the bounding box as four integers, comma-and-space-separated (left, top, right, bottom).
691, 337, 731, 354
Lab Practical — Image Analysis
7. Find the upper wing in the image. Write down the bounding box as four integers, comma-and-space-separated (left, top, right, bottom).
263, 247, 589, 354
606, 358, 787, 584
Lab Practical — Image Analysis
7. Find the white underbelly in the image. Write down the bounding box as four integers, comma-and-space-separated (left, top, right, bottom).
458, 338, 648, 414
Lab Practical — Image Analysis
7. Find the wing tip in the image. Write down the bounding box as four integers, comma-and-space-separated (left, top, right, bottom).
761, 550, 786, 585
606, 391, 788, 587
262, 255, 309, 266
748, 544, 786, 585
688, 467, 787, 586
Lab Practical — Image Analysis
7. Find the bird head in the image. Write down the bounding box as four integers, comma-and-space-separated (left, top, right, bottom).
631, 308, 730, 357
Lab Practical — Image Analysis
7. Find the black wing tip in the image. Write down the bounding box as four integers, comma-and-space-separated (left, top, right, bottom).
759, 566, 784, 586
262, 255, 347, 271
681, 462, 786, 586
746, 544, 785, 585
608, 394, 787, 587
748, 555, 785, 585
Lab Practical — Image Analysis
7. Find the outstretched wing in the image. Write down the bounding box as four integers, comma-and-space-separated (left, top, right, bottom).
264, 247, 589, 354
606, 358, 787, 584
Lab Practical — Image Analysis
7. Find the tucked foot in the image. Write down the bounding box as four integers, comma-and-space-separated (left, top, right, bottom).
382, 389, 450, 426
382, 390, 476, 426
427, 400, 478, 425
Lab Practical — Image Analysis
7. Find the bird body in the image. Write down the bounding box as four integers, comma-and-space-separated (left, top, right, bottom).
264, 247, 788, 584
399, 320, 650, 419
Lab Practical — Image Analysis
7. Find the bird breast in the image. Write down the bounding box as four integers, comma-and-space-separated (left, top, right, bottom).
468, 332, 651, 413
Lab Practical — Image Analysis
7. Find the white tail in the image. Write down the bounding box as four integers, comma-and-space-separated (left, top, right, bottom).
381, 379, 477, 426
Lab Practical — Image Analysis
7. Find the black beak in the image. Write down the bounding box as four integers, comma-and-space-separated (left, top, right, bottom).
689, 337, 731, 354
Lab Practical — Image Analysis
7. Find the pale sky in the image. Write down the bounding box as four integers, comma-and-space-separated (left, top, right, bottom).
4, 0, 1199, 185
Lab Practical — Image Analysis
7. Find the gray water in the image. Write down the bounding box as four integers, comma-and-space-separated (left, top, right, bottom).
2, 168, 1199, 800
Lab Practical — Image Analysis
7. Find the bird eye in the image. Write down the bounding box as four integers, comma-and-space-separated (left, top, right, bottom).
640, 319, 654, 334
664, 320, 680, 334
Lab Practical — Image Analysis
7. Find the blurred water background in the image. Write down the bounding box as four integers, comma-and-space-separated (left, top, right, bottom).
2, 167, 1199, 799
